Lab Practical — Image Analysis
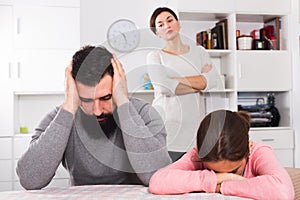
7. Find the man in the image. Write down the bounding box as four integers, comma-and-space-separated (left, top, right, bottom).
16, 45, 172, 190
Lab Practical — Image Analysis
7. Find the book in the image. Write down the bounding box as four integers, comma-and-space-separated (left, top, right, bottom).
196, 31, 208, 48
216, 19, 228, 49
211, 24, 224, 49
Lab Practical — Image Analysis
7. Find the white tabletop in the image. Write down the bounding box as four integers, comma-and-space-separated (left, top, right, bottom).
0, 184, 251, 200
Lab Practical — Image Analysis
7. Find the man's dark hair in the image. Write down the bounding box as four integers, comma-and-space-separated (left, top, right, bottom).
72, 45, 114, 86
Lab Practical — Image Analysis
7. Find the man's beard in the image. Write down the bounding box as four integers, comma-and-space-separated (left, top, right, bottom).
96, 113, 117, 138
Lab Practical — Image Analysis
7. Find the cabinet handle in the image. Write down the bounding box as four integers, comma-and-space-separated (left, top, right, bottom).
16, 17, 21, 34
261, 138, 275, 142
238, 63, 242, 78
17, 62, 21, 79
8, 62, 12, 79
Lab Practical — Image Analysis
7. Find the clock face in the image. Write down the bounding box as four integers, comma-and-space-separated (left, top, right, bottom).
107, 19, 140, 52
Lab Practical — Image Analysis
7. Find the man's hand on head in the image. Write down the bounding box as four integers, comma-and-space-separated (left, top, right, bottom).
62, 62, 81, 115
111, 54, 129, 107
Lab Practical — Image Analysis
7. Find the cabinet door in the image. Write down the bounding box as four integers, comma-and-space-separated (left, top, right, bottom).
249, 129, 294, 167
14, 136, 31, 159
235, 0, 290, 13
0, 5, 13, 84
0, 5, 13, 52
0, 0, 12, 4
0, 55, 13, 87
0, 160, 12, 181
0, 91, 14, 136
0, 182, 12, 192
0, 138, 12, 159
13, 49, 74, 91
167, 0, 234, 12
13, 0, 79, 7
14, 5, 79, 49
237, 51, 291, 91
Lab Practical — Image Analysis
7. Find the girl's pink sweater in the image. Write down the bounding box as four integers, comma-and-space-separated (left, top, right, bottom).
149, 142, 294, 200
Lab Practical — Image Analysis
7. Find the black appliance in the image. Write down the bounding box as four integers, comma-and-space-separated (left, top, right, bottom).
238, 94, 280, 127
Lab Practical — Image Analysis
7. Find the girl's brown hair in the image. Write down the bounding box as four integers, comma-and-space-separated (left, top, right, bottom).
197, 110, 250, 162
149, 7, 178, 34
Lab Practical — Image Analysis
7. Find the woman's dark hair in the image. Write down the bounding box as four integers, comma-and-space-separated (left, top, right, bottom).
197, 110, 250, 162
72, 45, 114, 86
149, 7, 178, 34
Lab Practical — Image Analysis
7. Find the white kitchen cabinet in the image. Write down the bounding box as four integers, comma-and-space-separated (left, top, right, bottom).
0, 160, 12, 182
0, 138, 13, 190
14, 93, 64, 134
14, 136, 31, 159
169, 0, 294, 167
13, 0, 80, 7
235, 0, 290, 14
0, 138, 12, 159
13, 49, 74, 91
9, 3, 80, 92
0, 0, 12, 4
167, 0, 234, 13
13, 5, 79, 49
0, 55, 13, 85
0, 91, 14, 136
0, 5, 13, 52
0, 182, 12, 192
0, 5, 13, 86
0, 0, 80, 191
249, 129, 294, 167
237, 51, 292, 91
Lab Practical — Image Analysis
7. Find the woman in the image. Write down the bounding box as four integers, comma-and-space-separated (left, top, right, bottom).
147, 7, 223, 159
149, 110, 294, 199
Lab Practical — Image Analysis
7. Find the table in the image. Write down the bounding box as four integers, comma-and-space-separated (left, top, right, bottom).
0, 185, 250, 200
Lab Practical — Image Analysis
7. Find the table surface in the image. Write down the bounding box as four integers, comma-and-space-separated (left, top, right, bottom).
0, 185, 251, 200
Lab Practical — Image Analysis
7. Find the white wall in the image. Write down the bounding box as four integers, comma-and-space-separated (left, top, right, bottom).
80, 0, 168, 92
291, 0, 300, 168
80, 0, 167, 45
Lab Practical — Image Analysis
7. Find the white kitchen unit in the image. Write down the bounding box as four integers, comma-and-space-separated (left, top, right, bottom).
13, 5, 79, 49
0, 0, 79, 191
236, 51, 292, 91
167, 0, 294, 167
12, 3, 79, 91
0, 138, 13, 191
234, 0, 290, 14
0, 5, 14, 137
13, 50, 74, 91
249, 129, 294, 167
167, 0, 235, 13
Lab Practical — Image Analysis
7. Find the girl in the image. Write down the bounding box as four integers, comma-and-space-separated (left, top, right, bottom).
149, 110, 294, 200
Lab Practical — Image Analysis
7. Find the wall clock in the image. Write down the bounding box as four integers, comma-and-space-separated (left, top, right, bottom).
107, 19, 140, 52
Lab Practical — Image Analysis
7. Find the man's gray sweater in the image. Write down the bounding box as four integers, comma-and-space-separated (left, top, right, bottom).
16, 98, 171, 190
